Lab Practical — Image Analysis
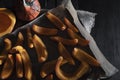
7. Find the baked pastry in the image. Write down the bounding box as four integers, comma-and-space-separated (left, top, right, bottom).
0, 6, 114, 80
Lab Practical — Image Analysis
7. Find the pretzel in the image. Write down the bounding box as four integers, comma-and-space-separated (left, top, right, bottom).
45, 74, 53, 80
40, 60, 57, 78
4, 38, 12, 51
50, 36, 78, 46
58, 42, 75, 65
0, 54, 14, 79
64, 17, 79, 32
0, 56, 6, 65
33, 34, 48, 63
27, 27, 34, 48
15, 32, 24, 46
40, 58, 67, 78
55, 56, 90, 80
16, 53, 23, 78
73, 48, 100, 67
12, 46, 32, 80
46, 12, 66, 30
32, 25, 58, 36
67, 28, 89, 46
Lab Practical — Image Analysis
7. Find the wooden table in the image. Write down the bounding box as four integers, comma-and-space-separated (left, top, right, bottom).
76, 0, 120, 80
0, 0, 120, 80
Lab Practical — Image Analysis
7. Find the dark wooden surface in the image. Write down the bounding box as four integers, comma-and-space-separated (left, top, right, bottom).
39, 0, 120, 80
0, 0, 120, 80
75, 0, 120, 80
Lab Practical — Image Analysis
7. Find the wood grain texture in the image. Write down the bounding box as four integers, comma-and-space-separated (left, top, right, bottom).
0, 0, 120, 79
77, 0, 120, 80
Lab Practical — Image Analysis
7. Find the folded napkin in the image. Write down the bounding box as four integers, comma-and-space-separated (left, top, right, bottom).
61, 0, 118, 79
